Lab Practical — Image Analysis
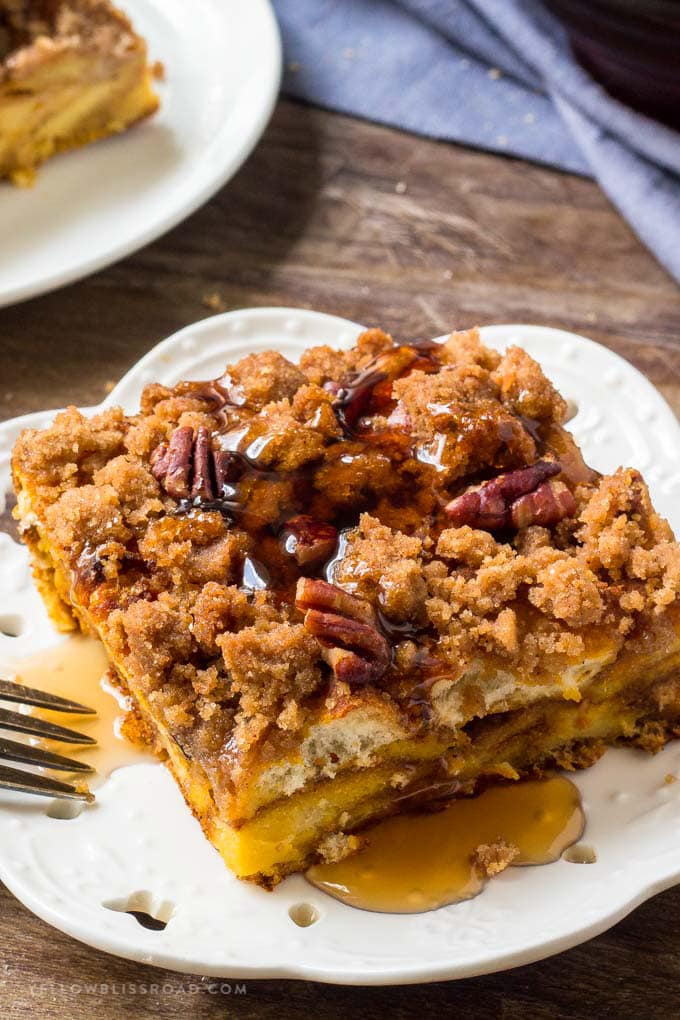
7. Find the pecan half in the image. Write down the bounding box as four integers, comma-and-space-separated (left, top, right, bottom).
304, 610, 390, 664
152, 426, 242, 504
295, 578, 390, 686
213, 449, 245, 496
152, 426, 195, 499
280, 516, 338, 568
445, 460, 573, 532
150, 442, 170, 481
190, 426, 214, 500
296, 578, 376, 625
510, 480, 576, 529
323, 646, 386, 686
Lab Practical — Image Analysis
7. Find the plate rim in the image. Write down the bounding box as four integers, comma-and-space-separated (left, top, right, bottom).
0, 0, 282, 309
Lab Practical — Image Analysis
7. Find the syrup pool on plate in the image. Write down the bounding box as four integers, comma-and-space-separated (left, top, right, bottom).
306, 776, 585, 913
2, 635, 154, 786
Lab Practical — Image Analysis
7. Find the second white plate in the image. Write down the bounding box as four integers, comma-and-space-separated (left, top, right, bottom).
0, 0, 281, 308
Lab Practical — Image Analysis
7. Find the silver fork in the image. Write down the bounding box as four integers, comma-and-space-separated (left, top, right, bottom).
0, 677, 96, 802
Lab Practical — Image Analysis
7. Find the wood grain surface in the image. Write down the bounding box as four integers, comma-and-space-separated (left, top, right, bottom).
1, 99, 679, 1019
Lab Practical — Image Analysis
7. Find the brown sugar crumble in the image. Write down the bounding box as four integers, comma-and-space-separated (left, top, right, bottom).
472, 839, 520, 877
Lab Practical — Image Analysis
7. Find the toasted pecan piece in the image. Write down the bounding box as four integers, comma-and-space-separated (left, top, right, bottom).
511, 480, 576, 530
295, 578, 390, 685
322, 646, 387, 686
190, 427, 215, 500
445, 460, 574, 532
153, 426, 236, 504
153, 426, 195, 499
296, 577, 377, 625
304, 609, 390, 665
280, 516, 338, 568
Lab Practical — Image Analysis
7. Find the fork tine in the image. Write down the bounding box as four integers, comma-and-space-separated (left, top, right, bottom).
0, 736, 94, 774
0, 763, 93, 801
0, 678, 96, 715
0, 707, 96, 745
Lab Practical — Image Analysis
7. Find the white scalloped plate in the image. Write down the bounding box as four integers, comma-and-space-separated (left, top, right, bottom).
0, 0, 281, 308
1, 308, 680, 985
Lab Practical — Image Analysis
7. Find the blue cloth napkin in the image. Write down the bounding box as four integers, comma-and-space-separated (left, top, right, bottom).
273, 0, 680, 282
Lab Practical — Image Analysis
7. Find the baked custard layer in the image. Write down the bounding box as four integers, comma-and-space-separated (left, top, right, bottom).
0, 0, 158, 185
12, 325, 680, 884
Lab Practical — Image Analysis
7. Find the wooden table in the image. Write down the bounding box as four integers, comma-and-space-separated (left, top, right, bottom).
2, 99, 679, 1019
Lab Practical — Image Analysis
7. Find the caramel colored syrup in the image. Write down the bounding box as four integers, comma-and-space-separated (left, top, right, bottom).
3, 635, 154, 788
306, 776, 584, 913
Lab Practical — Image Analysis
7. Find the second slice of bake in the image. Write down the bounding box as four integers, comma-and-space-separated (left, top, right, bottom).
0, 0, 159, 185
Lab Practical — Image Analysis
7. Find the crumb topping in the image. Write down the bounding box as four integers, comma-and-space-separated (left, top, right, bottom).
472, 839, 520, 877
12, 326, 680, 785
1, 0, 142, 82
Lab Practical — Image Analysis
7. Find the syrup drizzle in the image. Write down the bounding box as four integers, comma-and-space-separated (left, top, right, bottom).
2, 636, 153, 788
169, 335, 575, 558
241, 555, 271, 592
306, 776, 584, 913
162, 335, 578, 624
